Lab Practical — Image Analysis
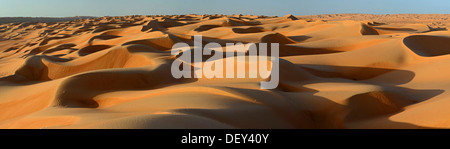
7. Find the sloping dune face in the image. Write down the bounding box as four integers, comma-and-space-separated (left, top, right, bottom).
0, 14, 449, 129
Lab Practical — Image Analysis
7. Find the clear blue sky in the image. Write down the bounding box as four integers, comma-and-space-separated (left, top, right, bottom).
1, 0, 449, 17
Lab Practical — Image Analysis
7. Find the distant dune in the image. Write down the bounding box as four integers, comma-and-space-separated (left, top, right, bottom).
297, 14, 449, 26
0, 16, 96, 24
0, 14, 450, 129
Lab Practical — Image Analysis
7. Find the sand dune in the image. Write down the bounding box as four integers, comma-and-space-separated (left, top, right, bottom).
0, 14, 449, 129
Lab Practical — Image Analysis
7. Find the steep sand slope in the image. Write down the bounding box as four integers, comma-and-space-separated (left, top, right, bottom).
0, 14, 449, 129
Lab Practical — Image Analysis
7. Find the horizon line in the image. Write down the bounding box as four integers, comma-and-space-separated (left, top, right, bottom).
1, 13, 450, 18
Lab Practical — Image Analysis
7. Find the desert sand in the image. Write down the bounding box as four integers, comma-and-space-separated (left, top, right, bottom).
0, 14, 449, 129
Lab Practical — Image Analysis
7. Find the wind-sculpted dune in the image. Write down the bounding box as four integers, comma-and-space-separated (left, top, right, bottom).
0, 14, 449, 129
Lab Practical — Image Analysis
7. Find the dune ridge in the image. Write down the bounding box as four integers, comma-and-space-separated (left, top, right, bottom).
0, 14, 449, 129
